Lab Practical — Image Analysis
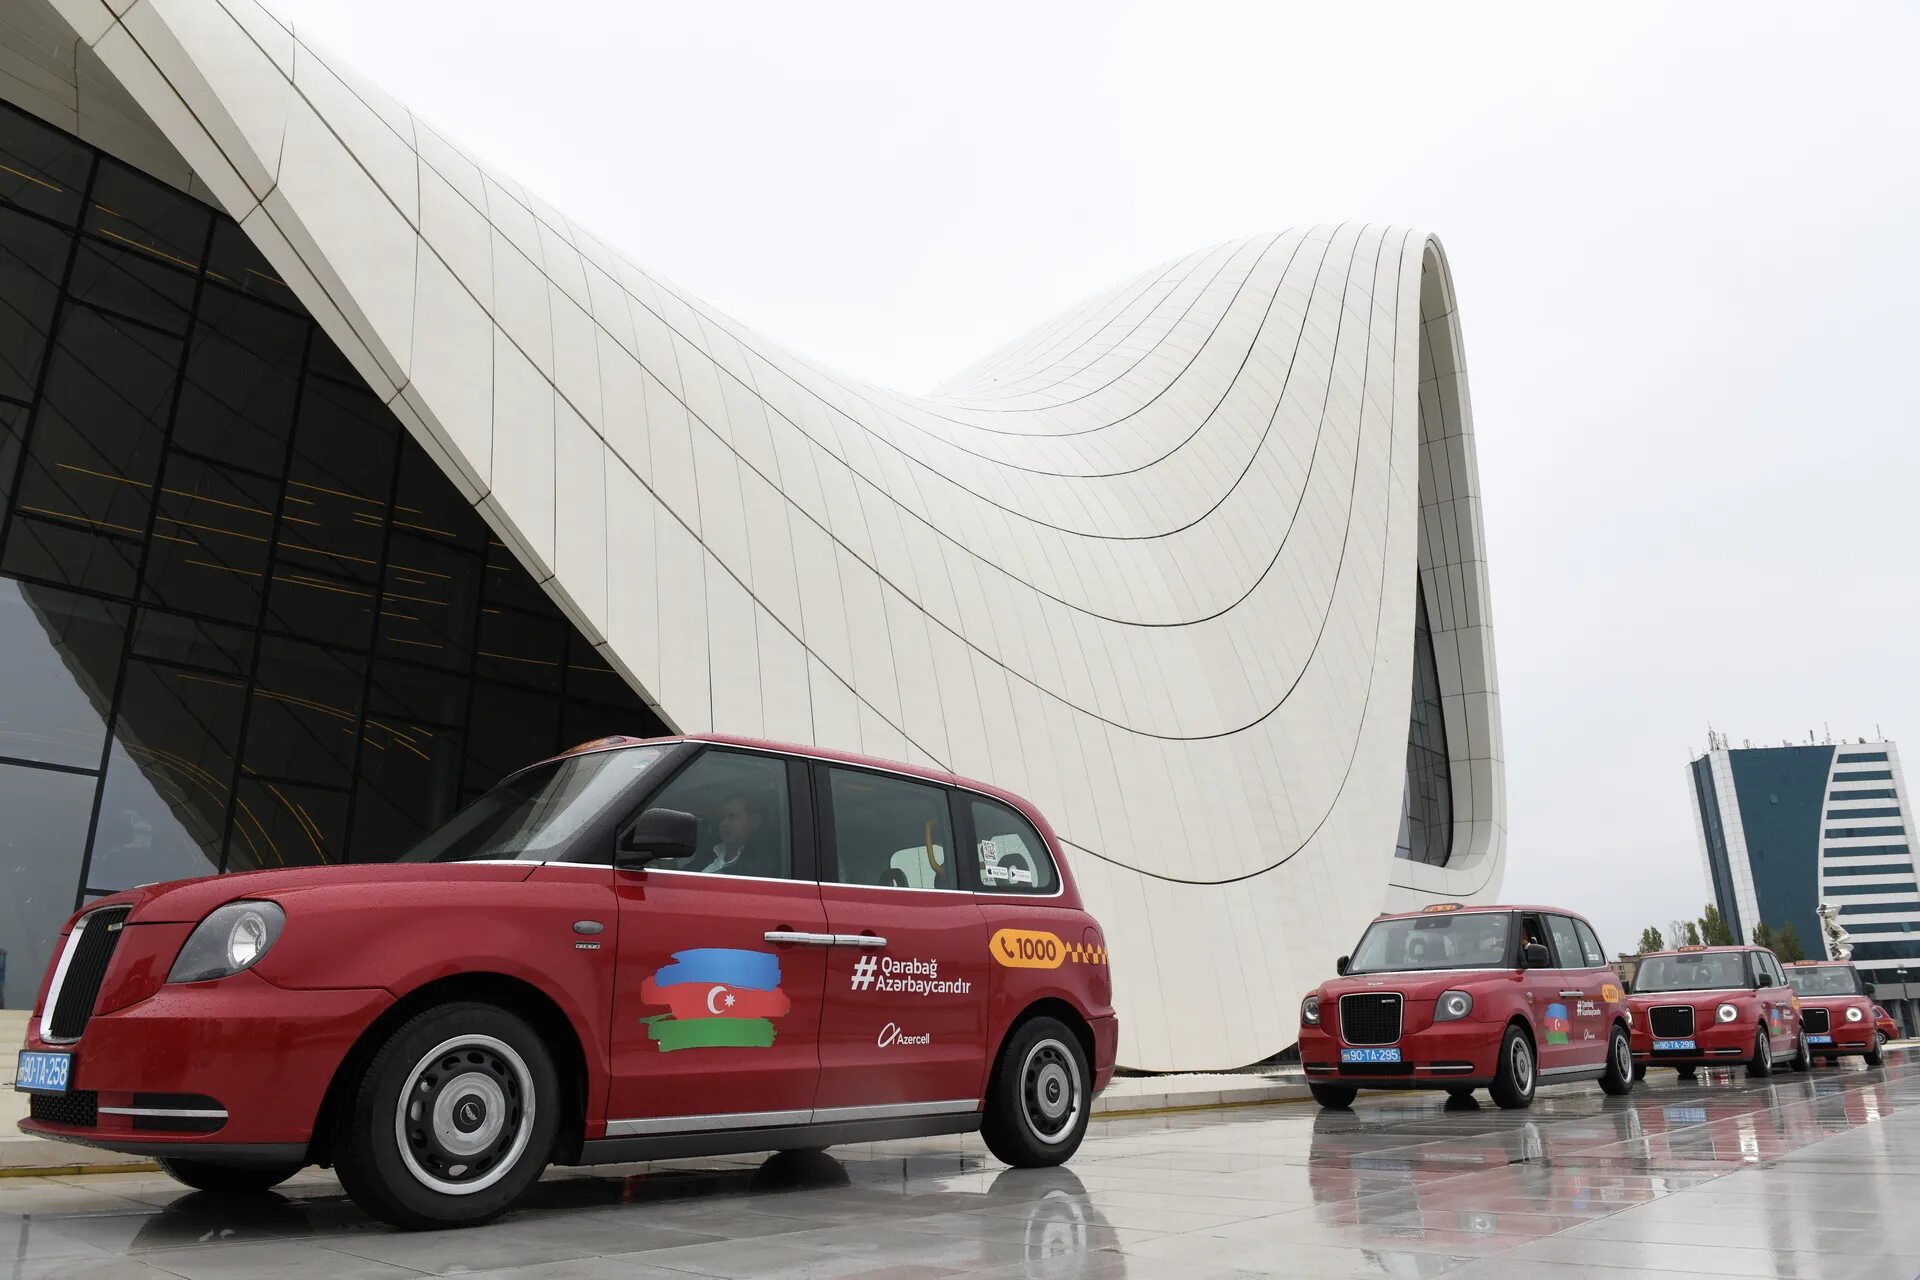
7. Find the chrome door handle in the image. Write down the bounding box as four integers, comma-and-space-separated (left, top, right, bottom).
833, 934, 888, 948
764, 930, 836, 946
1558, 990, 1585, 998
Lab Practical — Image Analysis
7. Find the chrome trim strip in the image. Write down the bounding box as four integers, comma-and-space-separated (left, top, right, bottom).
1538, 1064, 1602, 1078
38, 909, 108, 1046
812, 1099, 977, 1123
97, 1106, 228, 1119
605, 1109, 813, 1137
605, 1098, 978, 1137
763, 931, 836, 946
832, 934, 887, 948
1414, 1064, 1476, 1073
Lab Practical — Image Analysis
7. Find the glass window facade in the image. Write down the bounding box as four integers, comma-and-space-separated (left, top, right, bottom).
1838, 900, 1920, 916
1828, 844, 1913, 859
1825, 826, 1907, 840
1835, 770, 1895, 782
1838, 752, 1889, 763
1395, 581, 1453, 865
0, 104, 663, 1007
1827, 807, 1901, 820
1832, 789, 1897, 801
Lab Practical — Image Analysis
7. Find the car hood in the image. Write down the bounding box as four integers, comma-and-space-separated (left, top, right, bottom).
1316, 970, 1519, 999
90, 861, 541, 925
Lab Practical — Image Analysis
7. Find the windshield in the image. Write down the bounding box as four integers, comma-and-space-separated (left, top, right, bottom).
1786, 966, 1862, 997
1347, 912, 1512, 974
400, 746, 672, 863
1633, 951, 1749, 993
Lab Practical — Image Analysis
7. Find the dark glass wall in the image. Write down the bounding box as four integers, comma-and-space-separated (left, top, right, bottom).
1726, 745, 1833, 952
0, 103, 664, 1007
1395, 581, 1453, 865
1691, 756, 1744, 938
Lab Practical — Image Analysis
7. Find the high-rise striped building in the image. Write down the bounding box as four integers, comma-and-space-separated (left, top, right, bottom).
1689, 736, 1918, 1034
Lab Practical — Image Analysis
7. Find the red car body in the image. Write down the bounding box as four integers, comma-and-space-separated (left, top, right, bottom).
1299, 904, 1633, 1107
1783, 960, 1882, 1064
1874, 1005, 1899, 1044
16, 736, 1116, 1182
1627, 945, 1803, 1074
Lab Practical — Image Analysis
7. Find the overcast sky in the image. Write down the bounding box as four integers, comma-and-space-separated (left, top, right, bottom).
274, 0, 1920, 955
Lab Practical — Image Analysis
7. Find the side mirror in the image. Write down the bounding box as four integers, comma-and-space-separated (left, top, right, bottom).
1336, 955, 1351, 976
1521, 942, 1550, 969
1864, 981, 1878, 997
617, 807, 697, 867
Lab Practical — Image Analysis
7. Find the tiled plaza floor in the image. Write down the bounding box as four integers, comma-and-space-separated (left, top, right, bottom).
5, 1052, 1919, 1279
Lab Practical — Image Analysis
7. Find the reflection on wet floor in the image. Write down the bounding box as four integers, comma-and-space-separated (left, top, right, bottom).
5, 1055, 1920, 1278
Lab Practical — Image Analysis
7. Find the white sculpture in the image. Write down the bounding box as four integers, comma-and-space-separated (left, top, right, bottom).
1818, 902, 1853, 960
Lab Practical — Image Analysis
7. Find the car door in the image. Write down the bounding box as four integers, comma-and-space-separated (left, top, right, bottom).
606, 747, 830, 1130
1516, 911, 1577, 1074
812, 763, 990, 1118
1545, 914, 1607, 1068
1753, 950, 1795, 1052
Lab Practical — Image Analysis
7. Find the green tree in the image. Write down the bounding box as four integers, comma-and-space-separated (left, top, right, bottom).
1698, 903, 1735, 947
1636, 926, 1665, 954
1774, 922, 1806, 963
1752, 922, 1775, 951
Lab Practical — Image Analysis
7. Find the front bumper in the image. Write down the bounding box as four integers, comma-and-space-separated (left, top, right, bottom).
16, 969, 390, 1155
1298, 1021, 1499, 1089
1630, 1014, 1756, 1067
1808, 1026, 1877, 1056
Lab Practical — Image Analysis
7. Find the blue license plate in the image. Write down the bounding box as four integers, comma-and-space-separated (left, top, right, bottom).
14, 1051, 71, 1094
1664, 1106, 1708, 1124
1653, 1039, 1696, 1052
1341, 1047, 1402, 1063
1809, 1034, 1833, 1045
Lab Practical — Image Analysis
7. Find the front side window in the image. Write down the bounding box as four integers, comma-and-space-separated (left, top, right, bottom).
969, 797, 1057, 894
825, 767, 955, 890
1546, 916, 1585, 970
1346, 912, 1513, 974
1786, 965, 1862, 998
644, 749, 792, 879
1632, 951, 1750, 993
401, 745, 670, 863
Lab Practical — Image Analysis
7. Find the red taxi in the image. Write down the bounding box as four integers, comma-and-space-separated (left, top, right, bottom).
13, 736, 1116, 1229
1299, 904, 1635, 1110
1874, 1005, 1899, 1049
1626, 945, 1807, 1078
1784, 960, 1884, 1067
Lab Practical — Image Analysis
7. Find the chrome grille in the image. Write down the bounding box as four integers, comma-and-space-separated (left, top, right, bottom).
1648, 1005, 1695, 1039
43, 907, 130, 1042
1338, 993, 1403, 1045
1802, 1007, 1831, 1035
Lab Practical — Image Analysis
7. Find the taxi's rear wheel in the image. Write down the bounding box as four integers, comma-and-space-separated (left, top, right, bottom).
334, 1002, 559, 1229
982, 1016, 1090, 1167
156, 1157, 302, 1196
1310, 1083, 1358, 1109
1675, 1065, 1698, 1080
1489, 1025, 1536, 1109
1598, 1023, 1634, 1095
1746, 1025, 1773, 1078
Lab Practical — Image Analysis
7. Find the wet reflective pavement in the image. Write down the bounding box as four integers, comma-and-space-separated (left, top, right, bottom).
5, 1054, 1920, 1279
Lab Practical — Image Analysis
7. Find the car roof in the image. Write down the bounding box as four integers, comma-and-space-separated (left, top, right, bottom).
1371, 903, 1592, 923
1640, 945, 1762, 958
1787, 959, 1850, 966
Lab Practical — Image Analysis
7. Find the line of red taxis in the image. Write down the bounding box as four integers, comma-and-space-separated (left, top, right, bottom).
1298, 902, 1895, 1110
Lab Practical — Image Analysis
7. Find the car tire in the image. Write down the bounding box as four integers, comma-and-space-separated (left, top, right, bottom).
1865, 1039, 1885, 1069
1746, 1025, 1773, 1078
1598, 1023, 1635, 1096
1790, 1033, 1811, 1073
1445, 1086, 1475, 1100
1309, 1083, 1358, 1110
156, 1157, 302, 1196
1675, 1065, 1697, 1080
1631, 1063, 1647, 1083
1488, 1025, 1536, 1110
982, 1016, 1091, 1167
332, 1001, 560, 1230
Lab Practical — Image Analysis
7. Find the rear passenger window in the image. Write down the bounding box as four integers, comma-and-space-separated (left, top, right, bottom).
823, 767, 957, 891
968, 797, 1058, 895
1574, 919, 1608, 968
1546, 916, 1585, 969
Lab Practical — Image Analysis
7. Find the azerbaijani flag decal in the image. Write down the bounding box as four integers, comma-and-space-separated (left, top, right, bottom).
1544, 1002, 1571, 1046
639, 948, 792, 1052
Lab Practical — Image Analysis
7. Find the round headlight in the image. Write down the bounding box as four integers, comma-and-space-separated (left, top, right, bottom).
168, 901, 285, 984
227, 908, 272, 968
1716, 1003, 1739, 1023
1435, 990, 1474, 1022
1301, 995, 1321, 1026
1846, 1006, 1865, 1023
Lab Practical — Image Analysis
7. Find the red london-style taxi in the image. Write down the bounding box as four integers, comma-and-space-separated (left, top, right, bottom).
1874, 1005, 1900, 1048
13, 736, 1116, 1229
1298, 904, 1636, 1110
1627, 945, 1807, 1078
1784, 960, 1885, 1067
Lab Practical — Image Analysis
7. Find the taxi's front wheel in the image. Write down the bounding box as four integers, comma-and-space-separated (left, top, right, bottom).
333, 1002, 560, 1229
983, 1017, 1090, 1167
1489, 1025, 1536, 1109
1597, 1024, 1635, 1096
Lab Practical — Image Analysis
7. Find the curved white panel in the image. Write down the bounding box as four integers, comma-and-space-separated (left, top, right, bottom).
45, 0, 1506, 1070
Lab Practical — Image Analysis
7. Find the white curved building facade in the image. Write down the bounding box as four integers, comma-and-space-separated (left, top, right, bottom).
0, 0, 1503, 1070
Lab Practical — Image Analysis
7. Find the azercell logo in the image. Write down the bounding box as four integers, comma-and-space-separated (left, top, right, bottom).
850, 955, 878, 991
